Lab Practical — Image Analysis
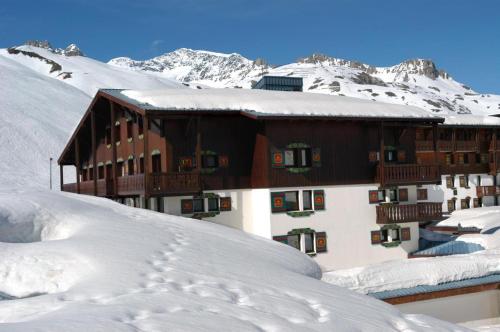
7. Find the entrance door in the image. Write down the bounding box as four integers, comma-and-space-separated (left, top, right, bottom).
106, 164, 112, 179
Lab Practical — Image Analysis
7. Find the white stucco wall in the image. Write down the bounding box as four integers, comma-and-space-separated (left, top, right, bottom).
396, 290, 500, 324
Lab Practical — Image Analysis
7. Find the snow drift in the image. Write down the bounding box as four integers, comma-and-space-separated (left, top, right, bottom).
0, 189, 465, 331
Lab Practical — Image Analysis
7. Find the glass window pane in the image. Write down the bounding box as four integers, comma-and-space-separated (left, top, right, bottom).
304, 233, 314, 253
284, 150, 295, 166
303, 191, 312, 210
287, 235, 300, 250
389, 190, 397, 202
391, 229, 400, 241
193, 199, 204, 212
285, 191, 299, 211
377, 190, 385, 201
300, 149, 312, 167
208, 197, 219, 211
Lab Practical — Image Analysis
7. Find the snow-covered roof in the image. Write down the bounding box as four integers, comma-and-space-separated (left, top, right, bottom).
442, 114, 500, 127
104, 88, 443, 121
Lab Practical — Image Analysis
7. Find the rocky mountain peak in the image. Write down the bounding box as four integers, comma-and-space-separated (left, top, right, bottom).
390, 59, 449, 80
23, 40, 84, 57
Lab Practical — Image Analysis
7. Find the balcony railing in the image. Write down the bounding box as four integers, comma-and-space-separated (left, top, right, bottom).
62, 180, 107, 196
455, 140, 477, 152
437, 140, 454, 151
148, 172, 201, 196
415, 140, 434, 152
376, 164, 440, 186
476, 186, 500, 198
376, 203, 443, 224
441, 163, 490, 175
117, 174, 145, 195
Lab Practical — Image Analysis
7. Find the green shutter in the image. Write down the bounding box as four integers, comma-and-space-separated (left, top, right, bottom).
271, 150, 285, 168
401, 227, 411, 241
271, 192, 286, 213
315, 232, 327, 253
313, 190, 325, 210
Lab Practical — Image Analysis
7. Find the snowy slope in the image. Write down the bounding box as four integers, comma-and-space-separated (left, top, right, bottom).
109, 48, 500, 116
323, 208, 500, 294
1, 45, 183, 97
0, 189, 466, 331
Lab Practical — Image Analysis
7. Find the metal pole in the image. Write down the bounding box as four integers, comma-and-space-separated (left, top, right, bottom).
49, 157, 53, 190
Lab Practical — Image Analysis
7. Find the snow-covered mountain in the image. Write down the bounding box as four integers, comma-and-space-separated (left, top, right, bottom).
0, 43, 183, 188
109, 48, 500, 116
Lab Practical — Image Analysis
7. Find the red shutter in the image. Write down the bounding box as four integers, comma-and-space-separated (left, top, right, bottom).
271, 150, 285, 168
397, 150, 406, 162
369, 190, 379, 204
271, 192, 286, 213
218, 155, 229, 168
181, 199, 193, 214
220, 197, 232, 211
312, 148, 321, 167
315, 232, 327, 253
368, 151, 378, 162
401, 227, 411, 241
272, 235, 288, 244
313, 190, 325, 210
371, 231, 382, 245
417, 188, 428, 200
398, 188, 408, 202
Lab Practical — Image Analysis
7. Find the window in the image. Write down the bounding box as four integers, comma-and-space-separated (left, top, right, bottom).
459, 175, 469, 188
284, 148, 311, 167
372, 226, 410, 246
82, 169, 88, 181
461, 198, 470, 209
127, 120, 133, 140
208, 197, 219, 212
303, 191, 312, 210
284, 191, 299, 211
115, 122, 121, 143
475, 153, 481, 164
98, 165, 104, 179
447, 199, 456, 213
388, 189, 398, 202
445, 153, 454, 165
106, 164, 112, 179
138, 116, 144, 136
273, 230, 327, 254
116, 161, 124, 177
284, 149, 295, 166
128, 159, 134, 175
481, 153, 489, 164
477, 175, 482, 186
385, 150, 397, 162
193, 198, 204, 213
105, 127, 111, 145
152, 154, 162, 173
298, 149, 312, 167
88, 167, 94, 180
417, 188, 428, 200
139, 157, 144, 174
287, 235, 300, 250
473, 198, 481, 208
303, 233, 315, 254
202, 155, 218, 168
446, 176, 454, 189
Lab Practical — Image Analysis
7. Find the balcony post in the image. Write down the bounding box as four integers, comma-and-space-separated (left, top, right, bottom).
379, 121, 385, 187
432, 123, 438, 164
475, 128, 480, 153
59, 164, 63, 191
75, 136, 80, 194
143, 114, 150, 209
91, 109, 97, 196
110, 101, 117, 197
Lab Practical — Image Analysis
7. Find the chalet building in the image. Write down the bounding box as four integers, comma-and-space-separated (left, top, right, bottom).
58, 86, 500, 271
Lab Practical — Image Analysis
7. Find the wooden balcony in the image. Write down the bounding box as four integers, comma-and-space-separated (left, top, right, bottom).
441, 163, 490, 175
376, 164, 440, 186
62, 179, 110, 196
148, 172, 201, 196
376, 203, 443, 224
437, 140, 454, 151
117, 174, 145, 195
476, 186, 500, 198
96, 179, 113, 196
455, 140, 477, 152
415, 140, 434, 152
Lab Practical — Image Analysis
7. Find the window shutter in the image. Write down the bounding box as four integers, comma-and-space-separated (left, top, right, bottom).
371, 231, 382, 245
417, 188, 428, 200
459, 176, 465, 188
218, 155, 229, 168
446, 176, 453, 188
315, 232, 327, 253
312, 148, 321, 167
397, 150, 406, 162
401, 227, 411, 241
368, 151, 379, 162
271, 192, 286, 213
398, 188, 408, 202
473, 198, 479, 208
181, 199, 193, 214
368, 190, 379, 204
271, 150, 285, 168
272, 235, 288, 244
313, 190, 325, 210
447, 200, 455, 212
220, 197, 232, 211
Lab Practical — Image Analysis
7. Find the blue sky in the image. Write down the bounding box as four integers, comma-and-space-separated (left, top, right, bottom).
1, 0, 499, 93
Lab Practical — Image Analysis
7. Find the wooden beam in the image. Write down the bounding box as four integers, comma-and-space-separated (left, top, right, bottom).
143, 115, 150, 208
432, 123, 438, 165
91, 109, 97, 196
75, 136, 80, 194
111, 102, 118, 197
452, 128, 457, 152
379, 121, 385, 187
59, 164, 63, 191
